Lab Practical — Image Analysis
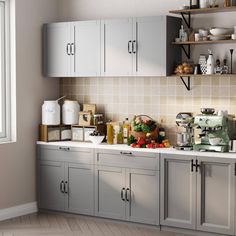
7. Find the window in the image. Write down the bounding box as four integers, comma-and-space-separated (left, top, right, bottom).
0, 0, 13, 142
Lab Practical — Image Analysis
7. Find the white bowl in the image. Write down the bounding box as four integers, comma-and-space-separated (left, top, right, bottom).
210, 28, 233, 36
89, 135, 105, 145
209, 137, 222, 146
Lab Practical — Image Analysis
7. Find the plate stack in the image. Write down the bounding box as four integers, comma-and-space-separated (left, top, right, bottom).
209, 28, 233, 41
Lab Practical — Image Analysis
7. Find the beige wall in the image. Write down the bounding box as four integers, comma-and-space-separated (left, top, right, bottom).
58, 0, 236, 145
0, 0, 59, 209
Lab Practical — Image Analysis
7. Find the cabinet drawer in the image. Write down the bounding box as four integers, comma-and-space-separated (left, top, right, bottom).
38, 146, 94, 164
96, 150, 159, 170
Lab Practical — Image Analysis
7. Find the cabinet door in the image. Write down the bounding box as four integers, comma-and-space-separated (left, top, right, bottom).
95, 166, 126, 220
38, 161, 65, 211
196, 157, 235, 235
74, 21, 101, 77
127, 169, 159, 225
101, 18, 133, 76
133, 16, 165, 76
65, 163, 94, 215
160, 154, 196, 229
43, 23, 73, 77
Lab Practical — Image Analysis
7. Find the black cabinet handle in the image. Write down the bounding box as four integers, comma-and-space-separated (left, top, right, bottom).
59, 147, 70, 151
196, 160, 201, 172
132, 40, 137, 54
120, 151, 132, 156
121, 188, 125, 201
128, 40, 132, 54
60, 181, 64, 193
64, 181, 68, 194
191, 159, 195, 172
66, 43, 71, 55
125, 188, 130, 202
70, 43, 75, 55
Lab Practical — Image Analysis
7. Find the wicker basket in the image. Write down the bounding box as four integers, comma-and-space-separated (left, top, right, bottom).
130, 115, 158, 140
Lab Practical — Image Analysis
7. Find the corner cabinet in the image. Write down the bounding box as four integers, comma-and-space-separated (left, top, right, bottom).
37, 146, 95, 215
95, 149, 159, 225
160, 154, 235, 235
44, 15, 181, 78
43, 20, 101, 77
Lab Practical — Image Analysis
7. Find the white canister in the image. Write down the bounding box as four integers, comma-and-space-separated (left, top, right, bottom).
42, 101, 60, 125
200, 0, 209, 8
62, 100, 80, 125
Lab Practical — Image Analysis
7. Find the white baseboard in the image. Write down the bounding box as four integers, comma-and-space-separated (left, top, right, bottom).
0, 202, 38, 221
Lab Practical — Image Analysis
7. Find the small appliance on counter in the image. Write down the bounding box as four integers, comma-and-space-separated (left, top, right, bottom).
193, 108, 233, 152
176, 112, 194, 150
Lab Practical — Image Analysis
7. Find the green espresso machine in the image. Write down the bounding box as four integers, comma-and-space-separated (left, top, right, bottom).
193, 109, 232, 152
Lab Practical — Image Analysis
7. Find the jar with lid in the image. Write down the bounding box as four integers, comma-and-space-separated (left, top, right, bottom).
62, 100, 80, 125
93, 114, 104, 125
42, 100, 60, 125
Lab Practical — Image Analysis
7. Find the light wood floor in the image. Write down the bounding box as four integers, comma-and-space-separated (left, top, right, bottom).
0, 212, 190, 236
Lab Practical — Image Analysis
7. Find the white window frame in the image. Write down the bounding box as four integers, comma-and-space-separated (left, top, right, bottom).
0, 0, 15, 143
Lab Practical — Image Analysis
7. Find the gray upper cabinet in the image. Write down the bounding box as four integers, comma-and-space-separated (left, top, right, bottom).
43, 20, 101, 77
101, 18, 133, 76
43, 22, 73, 77
38, 160, 65, 211
101, 16, 181, 77
160, 154, 197, 230
74, 21, 101, 77
44, 15, 181, 78
196, 156, 235, 235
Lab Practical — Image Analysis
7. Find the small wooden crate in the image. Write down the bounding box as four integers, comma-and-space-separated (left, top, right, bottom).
39, 125, 71, 142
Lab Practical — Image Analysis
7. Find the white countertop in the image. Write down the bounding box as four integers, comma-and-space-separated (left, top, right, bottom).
37, 141, 236, 159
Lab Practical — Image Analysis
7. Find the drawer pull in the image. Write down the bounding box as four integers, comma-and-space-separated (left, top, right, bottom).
60, 181, 64, 193
125, 188, 130, 202
59, 147, 70, 151
121, 188, 125, 201
64, 181, 68, 194
120, 152, 132, 156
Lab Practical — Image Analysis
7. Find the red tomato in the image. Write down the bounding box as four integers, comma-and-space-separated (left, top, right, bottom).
136, 144, 141, 148
158, 143, 164, 148
130, 143, 136, 148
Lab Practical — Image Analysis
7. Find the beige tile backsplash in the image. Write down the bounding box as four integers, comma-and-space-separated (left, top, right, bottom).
60, 76, 236, 144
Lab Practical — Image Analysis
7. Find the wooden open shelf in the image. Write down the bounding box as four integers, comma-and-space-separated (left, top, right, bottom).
171, 74, 236, 77
169, 6, 236, 15
172, 39, 236, 45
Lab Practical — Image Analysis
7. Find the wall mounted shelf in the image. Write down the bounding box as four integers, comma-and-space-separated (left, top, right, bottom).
173, 39, 236, 45
171, 74, 236, 91
169, 6, 236, 15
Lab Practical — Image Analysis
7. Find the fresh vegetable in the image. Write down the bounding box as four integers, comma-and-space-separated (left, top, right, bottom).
127, 135, 136, 146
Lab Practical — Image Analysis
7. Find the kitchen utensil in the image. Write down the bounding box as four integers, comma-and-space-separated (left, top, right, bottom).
89, 135, 105, 145
210, 28, 233, 36
200, 108, 215, 114
56, 95, 66, 102
42, 100, 60, 125
230, 49, 234, 74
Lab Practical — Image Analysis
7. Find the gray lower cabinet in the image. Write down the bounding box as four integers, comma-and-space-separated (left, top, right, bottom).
196, 156, 235, 235
160, 154, 196, 229
38, 146, 94, 215
95, 149, 159, 225
161, 154, 235, 235
39, 160, 65, 211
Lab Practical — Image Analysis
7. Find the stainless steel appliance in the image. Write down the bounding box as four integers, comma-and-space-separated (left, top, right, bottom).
176, 112, 194, 150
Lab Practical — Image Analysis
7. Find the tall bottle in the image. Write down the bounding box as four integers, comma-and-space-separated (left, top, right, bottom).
206, 50, 214, 75
123, 118, 130, 144
179, 25, 185, 42
107, 121, 113, 144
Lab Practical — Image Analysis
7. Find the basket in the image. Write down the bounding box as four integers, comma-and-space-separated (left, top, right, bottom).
130, 115, 158, 140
